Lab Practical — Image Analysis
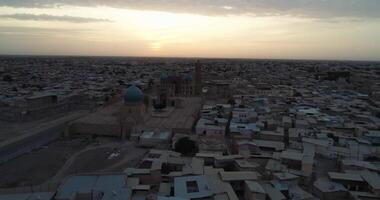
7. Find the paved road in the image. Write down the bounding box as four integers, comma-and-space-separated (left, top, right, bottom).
46, 141, 146, 184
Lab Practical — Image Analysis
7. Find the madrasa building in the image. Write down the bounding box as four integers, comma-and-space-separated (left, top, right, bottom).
68, 84, 148, 139
157, 60, 202, 96
67, 62, 203, 140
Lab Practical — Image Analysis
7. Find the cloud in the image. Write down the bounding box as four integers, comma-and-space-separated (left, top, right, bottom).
0, 13, 112, 23
0, 26, 91, 35
0, 0, 379, 19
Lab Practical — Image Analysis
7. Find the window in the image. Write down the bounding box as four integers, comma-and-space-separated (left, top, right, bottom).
148, 153, 161, 158
186, 181, 199, 193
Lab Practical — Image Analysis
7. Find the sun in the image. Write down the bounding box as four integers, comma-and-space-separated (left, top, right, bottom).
151, 42, 161, 51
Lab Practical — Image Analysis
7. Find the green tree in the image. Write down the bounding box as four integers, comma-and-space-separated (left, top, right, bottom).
227, 97, 236, 106
174, 137, 199, 156
3, 74, 13, 82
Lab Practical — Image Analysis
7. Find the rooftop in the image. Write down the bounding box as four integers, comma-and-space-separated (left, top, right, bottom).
328, 172, 364, 182
245, 181, 266, 194
219, 171, 260, 181
123, 85, 144, 104
174, 175, 213, 199
313, 178, 347, 192
138, 97, 201, 132
56, 175, 130, 200
0, 192, 54, 200
360, 171, 380, 190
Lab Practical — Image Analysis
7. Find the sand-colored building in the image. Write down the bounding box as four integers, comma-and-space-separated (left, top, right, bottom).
68, 85, 201, 139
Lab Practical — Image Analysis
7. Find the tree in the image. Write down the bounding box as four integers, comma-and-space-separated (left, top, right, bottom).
174, 137, 198, 156
3, 74, 13, 82
327, 133, 338, 143
376, 112, 380, 118
227, 97, 236, 106
118, 80, 125, 85
293, 92, 302, 97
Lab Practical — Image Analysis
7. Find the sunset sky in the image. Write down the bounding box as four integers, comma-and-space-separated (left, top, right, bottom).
0, 0, 380, 60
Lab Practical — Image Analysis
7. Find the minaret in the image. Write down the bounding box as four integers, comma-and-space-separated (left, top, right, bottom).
194, 60, 202, 95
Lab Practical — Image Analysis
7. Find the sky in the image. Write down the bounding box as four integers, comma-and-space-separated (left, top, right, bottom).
0, 0, 380, 60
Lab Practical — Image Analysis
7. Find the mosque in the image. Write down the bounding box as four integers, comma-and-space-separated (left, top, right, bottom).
121, 84, 146, 121
67, 62, 202, 139
159, 60, 202, 96
68, 84, 148, 139
154, 60, 202, 107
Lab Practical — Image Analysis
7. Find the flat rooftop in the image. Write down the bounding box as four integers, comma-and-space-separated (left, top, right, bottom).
72, 97, 201, 133
138, 97, 201, 132
56, 174, 131, 200
0, 192, 54, 200
328, 172, 364, 182
174, 175, 213, 199
73, 102, 122, 125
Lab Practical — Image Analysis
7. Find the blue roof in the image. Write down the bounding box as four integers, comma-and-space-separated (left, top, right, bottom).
56, 175, 131, 200
57, 176, 98, 199
0, 192, 54, 200
230, 122, 260, 133
158, 197, 187, 200
123, 85, 144, 103
174, 175, 213, 199
182, 73, 193, 81
271, 181, 289, 191
160, 72, 169, 80
157, 196, 188, 200
366, 131, 380, 138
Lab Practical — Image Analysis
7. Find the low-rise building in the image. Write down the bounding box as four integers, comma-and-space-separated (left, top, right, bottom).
313, 178, 348, 200
244, 181, 266, 200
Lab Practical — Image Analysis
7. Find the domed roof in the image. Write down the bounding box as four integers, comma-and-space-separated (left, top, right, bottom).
160, 72, 169, 80
123, 85, 144, 104
182, 73, 193, 81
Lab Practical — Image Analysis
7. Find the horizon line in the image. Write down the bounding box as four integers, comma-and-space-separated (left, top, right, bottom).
0, 53, 379, 63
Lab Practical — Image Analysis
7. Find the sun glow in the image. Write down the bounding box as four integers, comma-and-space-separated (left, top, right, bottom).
151, 42, 161, 51
1, 5, 380, 60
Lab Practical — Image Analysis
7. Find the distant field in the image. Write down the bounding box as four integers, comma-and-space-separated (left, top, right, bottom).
0, 138, 88, 188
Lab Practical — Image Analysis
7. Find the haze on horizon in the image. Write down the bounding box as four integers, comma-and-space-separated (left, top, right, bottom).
0, 0, 380, 61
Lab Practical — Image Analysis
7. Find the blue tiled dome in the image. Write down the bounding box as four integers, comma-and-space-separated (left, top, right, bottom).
160, 72, 168, 80
123, 85, 144, 103
183, 73, 193, 81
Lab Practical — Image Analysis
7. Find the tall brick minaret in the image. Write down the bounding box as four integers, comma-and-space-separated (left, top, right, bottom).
194, 60, 202, 95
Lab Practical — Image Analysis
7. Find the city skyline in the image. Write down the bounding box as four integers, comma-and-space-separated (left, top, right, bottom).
1, 0, 380, 61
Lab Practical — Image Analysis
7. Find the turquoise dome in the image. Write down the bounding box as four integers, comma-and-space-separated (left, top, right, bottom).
160, 72, 168, 80
183, 73, 193, 81
123, 85, 144, 104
